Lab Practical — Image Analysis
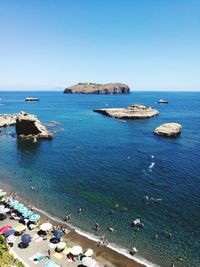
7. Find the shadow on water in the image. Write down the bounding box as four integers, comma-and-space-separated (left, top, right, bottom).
16, 139, 41, 158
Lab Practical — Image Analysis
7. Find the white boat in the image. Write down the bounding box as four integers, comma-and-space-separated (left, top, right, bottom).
157, 99, 168, 104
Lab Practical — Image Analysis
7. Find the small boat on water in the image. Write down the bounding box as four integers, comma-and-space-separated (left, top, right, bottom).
25, 97, 39, 102
157, 99, 168, 104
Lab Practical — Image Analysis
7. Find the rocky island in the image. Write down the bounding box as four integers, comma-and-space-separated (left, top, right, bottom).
154, 123, 182, 137
94, 104, 159, 119
64, 82, 130, 94
0, 112, 52, 139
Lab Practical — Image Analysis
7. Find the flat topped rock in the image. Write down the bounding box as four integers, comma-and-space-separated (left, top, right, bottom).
64, 82, 130, 94
154, 123, 182, 137
94, 104, 159, 119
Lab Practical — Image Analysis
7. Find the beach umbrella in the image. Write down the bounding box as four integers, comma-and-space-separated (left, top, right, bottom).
22, 210, 33, 217
56, 241, 66, 250
0, 226, 12, 234
53, 230, 63, 239
44, 261, 60, 267
0, 192, 7, 197
29, 214, 40, 222
6, 234, 16, 243
82, 257, 98, 267
9, 199, 19, 206
71, 245, 83, 255
21, 234, 31, 244
0, 189, 3, 192
13, 203, 24, 210
84, 248, 94, 257
18, 206, 28, 213
40, 222, 52, 231
0, 204, 5, 210
4, 229, 15, 237
0, 208, 10, 214
15, 225, 26, 232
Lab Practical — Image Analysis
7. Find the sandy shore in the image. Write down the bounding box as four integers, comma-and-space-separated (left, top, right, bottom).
0, 181, 146, 267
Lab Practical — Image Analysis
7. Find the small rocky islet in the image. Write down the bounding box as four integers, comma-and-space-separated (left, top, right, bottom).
94, 104, 159, 119
64, 82, 130, 94
0, 111, 52, 139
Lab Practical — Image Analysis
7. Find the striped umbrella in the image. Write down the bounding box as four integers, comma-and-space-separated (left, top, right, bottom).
29, 214, 40, 222
22, 210, 33, 217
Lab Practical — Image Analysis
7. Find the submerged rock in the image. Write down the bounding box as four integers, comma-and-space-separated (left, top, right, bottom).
64, 82, 130, 94
154, 123, 182, 137
94, 104, 159, 119
16, 112, 52, 139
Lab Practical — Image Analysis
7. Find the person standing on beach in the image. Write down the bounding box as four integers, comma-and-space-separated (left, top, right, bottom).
47, 249, 51, 259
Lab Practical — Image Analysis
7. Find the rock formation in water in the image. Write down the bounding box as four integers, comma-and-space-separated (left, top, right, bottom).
64, 83, 130, 94
154, 123, 182, 137
0, 114, 17, 127
94, 104, 159, 119
16, 112, 52, 139
0, 112, 52, 139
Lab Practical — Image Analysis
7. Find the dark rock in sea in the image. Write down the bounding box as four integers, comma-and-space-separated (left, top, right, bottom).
16, 112, 52, 139
154, 123, 182, 137
64, 82, 130, 94
94, 104, 159, 119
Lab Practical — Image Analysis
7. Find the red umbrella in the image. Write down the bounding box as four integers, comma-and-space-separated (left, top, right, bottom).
0, 226, 12, 234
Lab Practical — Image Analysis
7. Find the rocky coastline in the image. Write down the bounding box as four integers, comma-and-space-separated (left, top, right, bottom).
64, 82, 130, 94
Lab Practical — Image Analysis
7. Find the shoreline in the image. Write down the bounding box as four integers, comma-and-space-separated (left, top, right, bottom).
0, 178, 159, 267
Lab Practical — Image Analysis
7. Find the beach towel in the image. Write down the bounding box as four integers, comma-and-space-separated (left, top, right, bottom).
29, 253, 46, 264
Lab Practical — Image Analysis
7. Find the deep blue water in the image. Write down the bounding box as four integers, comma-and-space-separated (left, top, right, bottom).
0, 91, 200, 267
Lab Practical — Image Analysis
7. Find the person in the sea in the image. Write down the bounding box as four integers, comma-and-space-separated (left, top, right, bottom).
108, 227, 116, 233
77, 207, 81, 214
130, 246, 138, 255
95, 223, 99, 231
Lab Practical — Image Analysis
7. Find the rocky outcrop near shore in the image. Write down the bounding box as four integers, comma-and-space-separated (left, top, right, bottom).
94, 104, 159, 119
0, 112, 52, 139
0, 114, 17, 127
16, 112, 52, 139
154, 123, 182, 137
64, 83, 130, 94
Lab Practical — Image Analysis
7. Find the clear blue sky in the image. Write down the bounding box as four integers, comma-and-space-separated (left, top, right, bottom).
0, 0, 199, 91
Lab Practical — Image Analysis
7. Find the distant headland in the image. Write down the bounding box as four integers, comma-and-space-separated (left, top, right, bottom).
63, 82, 130, 94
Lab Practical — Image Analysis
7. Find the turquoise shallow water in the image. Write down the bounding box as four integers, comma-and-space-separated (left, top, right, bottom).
0, 91, 200, 267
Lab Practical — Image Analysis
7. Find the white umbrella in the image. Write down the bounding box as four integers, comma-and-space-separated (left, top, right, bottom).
84, 248, 94, 257
6, 234, 16, 243
82, 257, 98, 267
0, 207, 10, 214
0, 191, 7, 197
71, 245, 83, 255
40, 222, 52, 231
56, 241, 66, 250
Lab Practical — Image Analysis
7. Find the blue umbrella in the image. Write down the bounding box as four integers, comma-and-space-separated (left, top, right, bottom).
29, 214, 40, 222
21, 234, 31, 244
53, 230, 63, 239
13, 203, 24, 210
44, 261, 60, 267
18, 206, 28, 213
10, 200, 19, 206
4, 229, 15, 237
22, 210, 33, 217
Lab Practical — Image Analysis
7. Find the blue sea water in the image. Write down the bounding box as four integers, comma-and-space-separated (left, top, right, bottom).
0, 91, 199, 267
